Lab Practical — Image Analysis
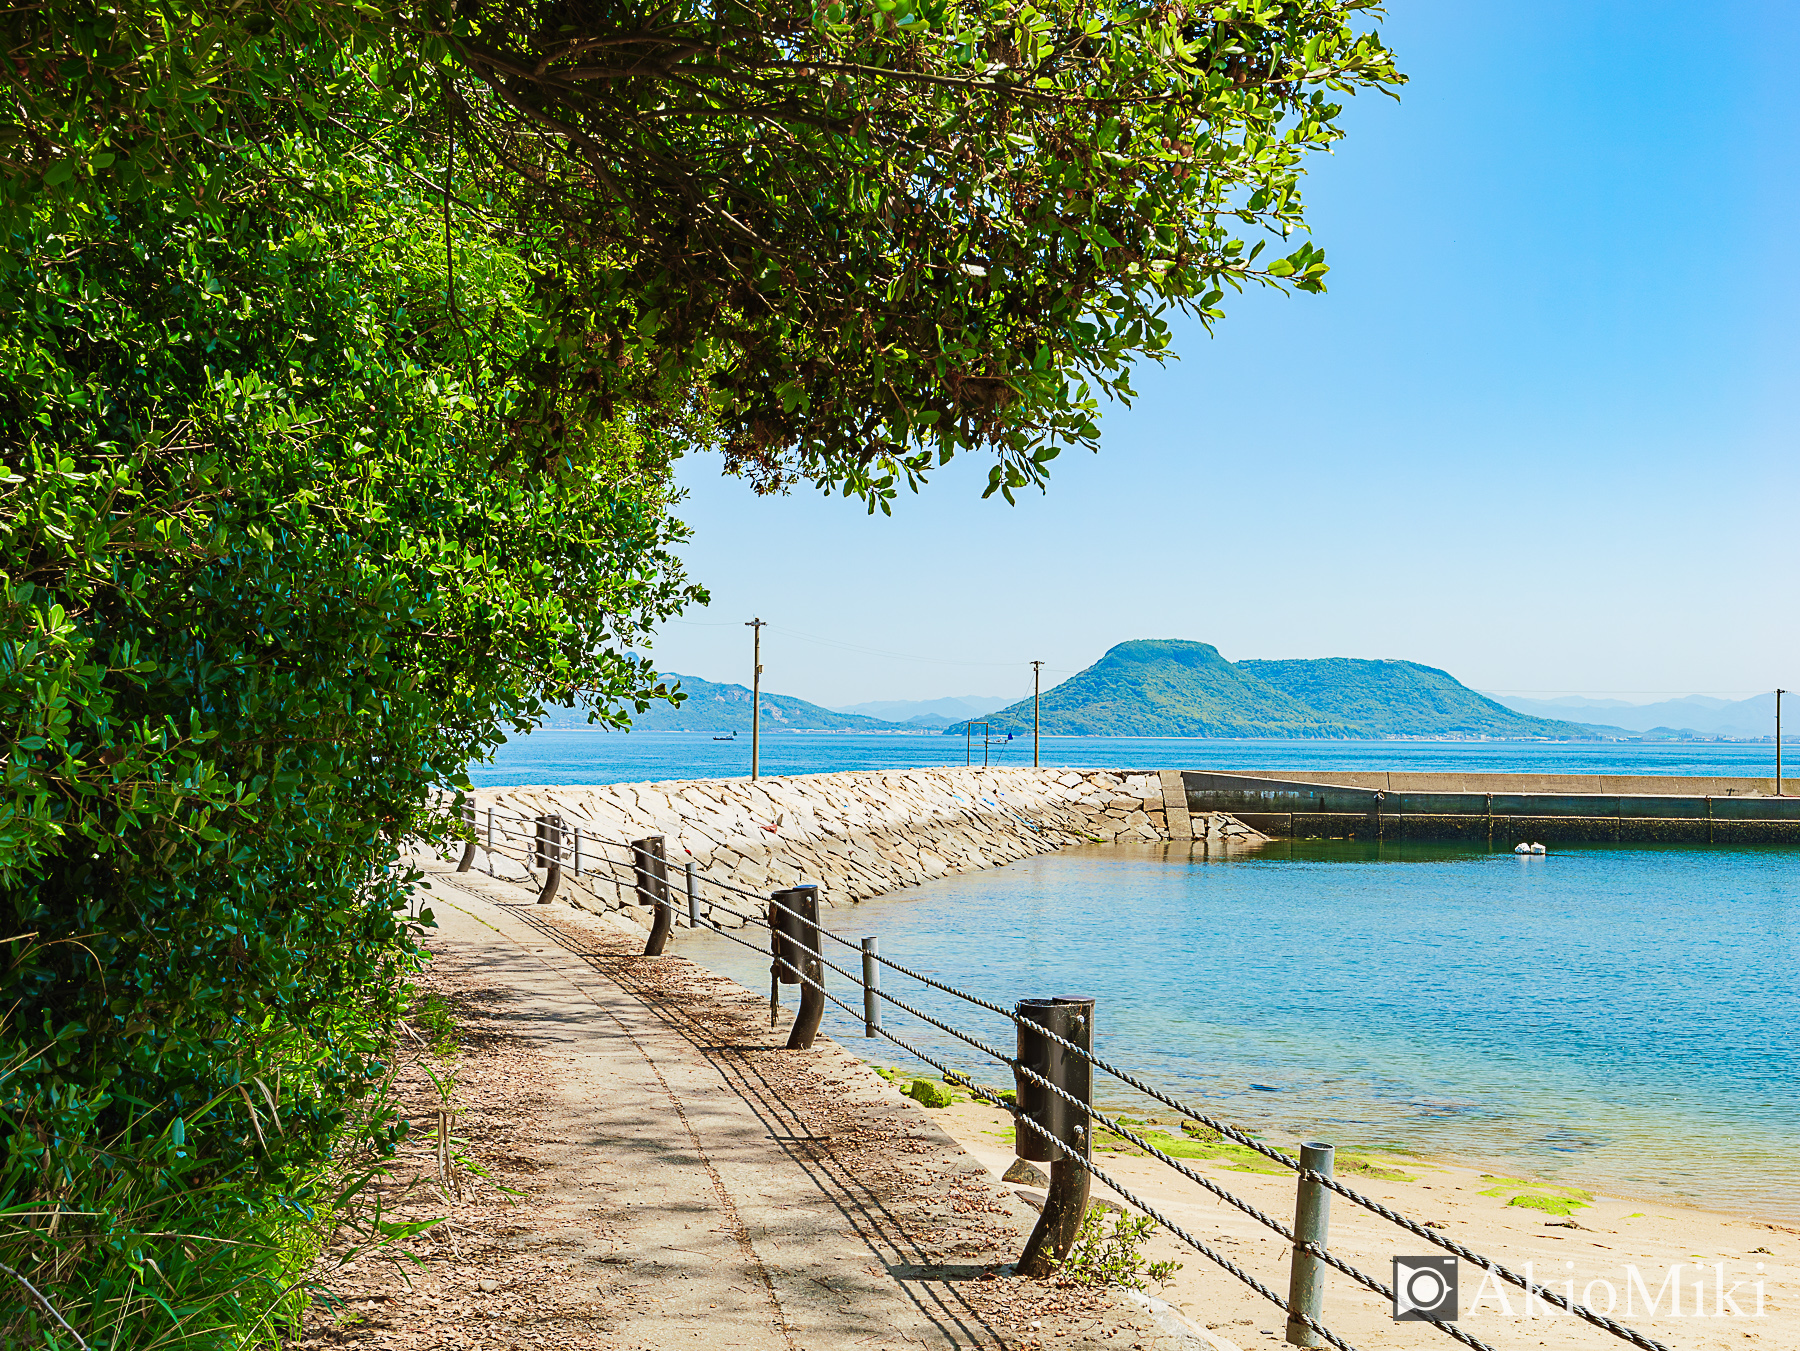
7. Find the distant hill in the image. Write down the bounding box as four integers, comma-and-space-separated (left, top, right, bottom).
1489, 691, 1778, 739
1241, 658, 1603, 740
546, 675, 911, 733
965, 640, 1363, 738
955, 641, 1610, 740
833, 695, 1011, 723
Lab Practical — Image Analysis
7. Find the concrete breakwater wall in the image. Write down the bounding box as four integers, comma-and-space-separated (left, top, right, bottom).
1183, 770, 1800, 844
1202, 769, 1793, 797
464, 767, 1263, 925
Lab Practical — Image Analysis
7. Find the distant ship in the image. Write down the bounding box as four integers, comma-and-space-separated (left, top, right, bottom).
714, 731, 737, 741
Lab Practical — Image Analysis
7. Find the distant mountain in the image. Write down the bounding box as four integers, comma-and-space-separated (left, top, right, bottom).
953, 640, 1609, 740
1241, 658, 1602, 740
1635, 726, 1724, 742
962, 640, 1363, 738
894, 713, 960, 729
1489, 691, 1779, 739
833, 695, 1012, 722
545, 674, 911, 733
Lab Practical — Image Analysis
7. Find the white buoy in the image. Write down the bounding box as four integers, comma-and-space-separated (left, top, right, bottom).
1514, 842, 1532, 854
1531, 842, 1547, 854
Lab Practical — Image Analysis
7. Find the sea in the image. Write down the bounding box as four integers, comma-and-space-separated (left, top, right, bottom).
471, 727, 1788, 788
477, 730, 1800, 1219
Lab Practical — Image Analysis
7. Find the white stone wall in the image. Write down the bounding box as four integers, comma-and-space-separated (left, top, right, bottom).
457, 767, 1262, 927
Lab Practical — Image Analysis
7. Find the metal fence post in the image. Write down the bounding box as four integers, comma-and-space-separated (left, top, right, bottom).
573, 825, 582, 877
1014, 996, 1095, 1277
768, 886, 803, 1025
456, 801, 477, 872
861, 937, 881, 1037
630, 838, 654, 908
1285, 1142, 1335, 1347
636, 836, 672, 955
687, 862, 701, 928
533, 814, 563, 905
485, 806, 494, 876
772, 886, 824, 1049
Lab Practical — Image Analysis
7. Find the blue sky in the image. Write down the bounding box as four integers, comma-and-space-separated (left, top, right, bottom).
651, 1, 1800, 709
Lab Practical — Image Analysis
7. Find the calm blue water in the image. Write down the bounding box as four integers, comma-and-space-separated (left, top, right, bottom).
473, 728, 1786, 787
677, 839, 1800, 1219
482, 729, 1798, 1213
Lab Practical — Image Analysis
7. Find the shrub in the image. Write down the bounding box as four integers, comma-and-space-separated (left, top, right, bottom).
1055, 1209, 1182, 1291
0, 55, 697, 1346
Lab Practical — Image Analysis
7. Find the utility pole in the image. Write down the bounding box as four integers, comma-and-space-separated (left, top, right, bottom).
1031, 661, 1044, 768
1778, 688, 1787, 796
746, 618, 765, 781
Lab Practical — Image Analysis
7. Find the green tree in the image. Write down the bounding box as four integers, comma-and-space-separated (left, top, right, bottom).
0, 4, 1399, 1341
7, 1, 1402, 507
0, 54, 700, 1342
440, 0, 1403, 504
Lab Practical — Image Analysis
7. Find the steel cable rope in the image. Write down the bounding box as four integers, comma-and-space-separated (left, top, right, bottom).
733, 886, 1672, 1351
486, 856, 1491, 1351
701, 891, 1032, 1074
436, 819, 1671, 1351
621, 883, 1500, 1351
700, 890, 1474, 1348
874, 958, 1670, 1350
1293, 1174, 1671, 1351
898, 967, 1674, 1351
724, 924, 1369, 1351
1000, 1111, 1374, 1351
458, 818, 731, 928
985, 1067, 1489, 1351
464, 811, 778, 912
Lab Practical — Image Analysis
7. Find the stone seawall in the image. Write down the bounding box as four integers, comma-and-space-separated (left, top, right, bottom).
461, 767, 1262, 926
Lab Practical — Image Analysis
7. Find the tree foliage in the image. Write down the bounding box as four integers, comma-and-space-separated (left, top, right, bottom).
0, 2, 1397, 1342
7, 0, 1402, 505
0, 53, 699, 1342
443, 0, 1401, 504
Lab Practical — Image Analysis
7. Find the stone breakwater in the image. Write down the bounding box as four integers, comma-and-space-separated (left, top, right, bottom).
461, 767, 1262, 927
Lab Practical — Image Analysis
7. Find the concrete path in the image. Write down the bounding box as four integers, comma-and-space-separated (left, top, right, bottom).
407, 862, 1205, 1351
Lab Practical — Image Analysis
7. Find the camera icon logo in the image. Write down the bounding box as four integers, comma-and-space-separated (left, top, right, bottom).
1392, 1256, 1458, 1321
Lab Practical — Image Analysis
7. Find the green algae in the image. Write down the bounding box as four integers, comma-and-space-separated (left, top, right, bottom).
1478, 1173, 1593, 1215
906, 1078, 958, 1108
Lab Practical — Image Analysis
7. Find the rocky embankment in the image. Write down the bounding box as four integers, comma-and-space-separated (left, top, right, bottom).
460, 766, 1262, 926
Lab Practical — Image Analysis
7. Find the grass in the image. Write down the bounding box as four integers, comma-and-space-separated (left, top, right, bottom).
413, 990, 459, 1055
0, 985, 449, 1348
0, 1077, 423, 1349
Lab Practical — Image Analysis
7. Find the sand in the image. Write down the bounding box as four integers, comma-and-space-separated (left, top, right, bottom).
927, 1094, 1797, 1351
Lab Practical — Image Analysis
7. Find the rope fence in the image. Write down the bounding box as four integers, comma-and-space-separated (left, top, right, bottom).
429, 798, 1673, 1351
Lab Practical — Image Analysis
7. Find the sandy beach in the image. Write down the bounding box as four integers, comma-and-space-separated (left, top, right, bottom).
927, 1093, 1795, 1351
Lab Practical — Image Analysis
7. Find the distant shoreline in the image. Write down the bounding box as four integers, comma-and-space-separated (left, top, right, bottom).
528, 726, 1785, 744
476, 732, 1791, 790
